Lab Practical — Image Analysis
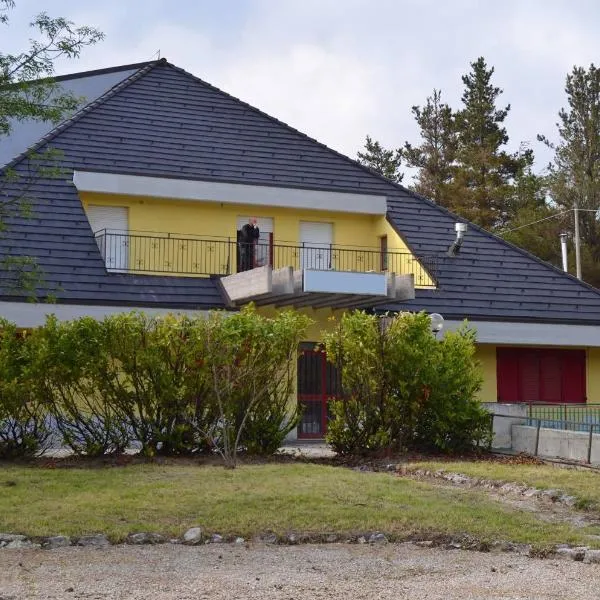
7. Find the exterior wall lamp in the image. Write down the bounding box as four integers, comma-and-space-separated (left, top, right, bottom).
429, 313, 445, 338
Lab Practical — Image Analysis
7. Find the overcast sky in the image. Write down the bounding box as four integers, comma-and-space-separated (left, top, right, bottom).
4, 0, 600, 179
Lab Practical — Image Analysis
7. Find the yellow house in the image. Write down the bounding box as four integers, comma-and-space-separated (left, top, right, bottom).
3, 59, 600, 440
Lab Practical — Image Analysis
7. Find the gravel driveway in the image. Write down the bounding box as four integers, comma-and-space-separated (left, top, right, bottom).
0, 543, 598, 600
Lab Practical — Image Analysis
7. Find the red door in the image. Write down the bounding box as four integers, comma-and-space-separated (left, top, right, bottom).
297, 345, 340, 438
497, 347, 586, 403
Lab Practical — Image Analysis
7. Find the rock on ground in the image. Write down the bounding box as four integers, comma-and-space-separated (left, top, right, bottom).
76, 534, 110, 547
127, 533, 166, 545
182, 527, 203, 545
44, 536, 71, 549
1, 543, 600, 600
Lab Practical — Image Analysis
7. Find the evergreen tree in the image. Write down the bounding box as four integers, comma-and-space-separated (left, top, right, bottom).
539, 64, 600, 285
451, 57, 532, 230
402, 89, 457, 204
357, 135, 403, 183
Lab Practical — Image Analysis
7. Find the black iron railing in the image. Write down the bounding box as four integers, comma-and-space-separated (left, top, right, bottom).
94, 230, 436, 285
525, 402, 600, 432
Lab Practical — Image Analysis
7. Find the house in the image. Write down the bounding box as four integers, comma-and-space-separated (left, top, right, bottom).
2, 58, 600, 440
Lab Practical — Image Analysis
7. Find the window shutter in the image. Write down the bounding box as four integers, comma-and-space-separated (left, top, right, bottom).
497, 348, 519, 402
519, 350, 540, 402
561, 350, 586, 403
497, 347, 587, 404
539, 350, 562, 403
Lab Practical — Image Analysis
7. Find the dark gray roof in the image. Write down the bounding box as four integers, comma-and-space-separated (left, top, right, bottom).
0, 62, 150, 168
1, 58, 600, 323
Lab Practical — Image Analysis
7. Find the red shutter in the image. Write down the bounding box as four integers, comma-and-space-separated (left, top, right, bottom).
497, 347, 587, 404
561, 350, 586, 403
540, 350, 562, 403
497, 348, 520, 402
519, 350, 540, 402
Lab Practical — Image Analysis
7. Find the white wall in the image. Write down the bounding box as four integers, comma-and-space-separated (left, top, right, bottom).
512, 425, 600, 464
483, 403, 528, 449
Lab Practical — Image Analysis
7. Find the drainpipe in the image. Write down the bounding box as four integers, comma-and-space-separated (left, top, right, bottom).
559, 232, 568, 273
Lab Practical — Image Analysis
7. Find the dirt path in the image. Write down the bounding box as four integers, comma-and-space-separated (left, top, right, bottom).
0, 543, 598, 600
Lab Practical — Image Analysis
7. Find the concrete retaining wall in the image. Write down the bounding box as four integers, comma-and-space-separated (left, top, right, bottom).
483, 403, 528, 449
512, 425, 600, 464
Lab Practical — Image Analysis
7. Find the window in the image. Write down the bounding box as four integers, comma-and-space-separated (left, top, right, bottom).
497, 347, 586, 404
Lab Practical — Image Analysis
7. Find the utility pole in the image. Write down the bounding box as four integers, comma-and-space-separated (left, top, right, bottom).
574, 201, 582, 280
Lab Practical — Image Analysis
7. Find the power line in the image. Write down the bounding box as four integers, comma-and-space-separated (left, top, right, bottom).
497, 210, 570, 236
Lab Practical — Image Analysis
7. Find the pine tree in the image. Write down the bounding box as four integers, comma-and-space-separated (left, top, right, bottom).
357, 135, 403, 183
539, 64, 600, 285
401, 89, 457, 204
451, 57, 532, 230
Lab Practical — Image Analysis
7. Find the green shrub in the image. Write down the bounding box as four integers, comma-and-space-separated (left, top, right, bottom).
0, 321, 49, 458
0, 307, 309, 464
415, 326, 490, 452
33, 317, 130, 456
323, 312, 387, 454
97, 312, 214, 457
323, 311, 490, 454
193, 306, 310, 464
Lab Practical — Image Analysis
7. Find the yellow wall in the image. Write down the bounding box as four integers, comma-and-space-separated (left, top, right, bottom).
474, 344, 600, 404
587, 348, 600, 403
80, 192, 434, 286
475, 344, 497, 403
257, 306, 340, 342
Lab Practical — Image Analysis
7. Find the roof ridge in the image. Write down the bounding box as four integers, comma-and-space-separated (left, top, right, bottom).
1, 60, 163, 174
52, 60, 156, 82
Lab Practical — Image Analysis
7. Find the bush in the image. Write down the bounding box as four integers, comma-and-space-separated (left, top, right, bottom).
0, 307, 310, 464
193, 307, 310, 464
0, 321, 49, 458
323, 312, 387, 454
32, 317, 130, 456
97, 313, 204, 457
323, 311, 489, 455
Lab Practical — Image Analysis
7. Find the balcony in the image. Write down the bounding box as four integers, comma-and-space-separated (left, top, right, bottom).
94, 230, 436, 287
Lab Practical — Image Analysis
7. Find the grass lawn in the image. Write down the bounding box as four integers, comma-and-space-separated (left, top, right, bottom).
0, 462, 599, 547
410, 460, 600, 510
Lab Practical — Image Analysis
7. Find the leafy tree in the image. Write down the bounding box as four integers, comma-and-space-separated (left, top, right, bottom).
402, 89, 457, 204
539, 64, 600, 285
357, 135, 403, 183
323, 311, 489, 455
0, 1, 103, 291
451, 57, 534, 230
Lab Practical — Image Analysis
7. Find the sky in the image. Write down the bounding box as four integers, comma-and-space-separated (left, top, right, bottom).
4, 0, 600, 180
